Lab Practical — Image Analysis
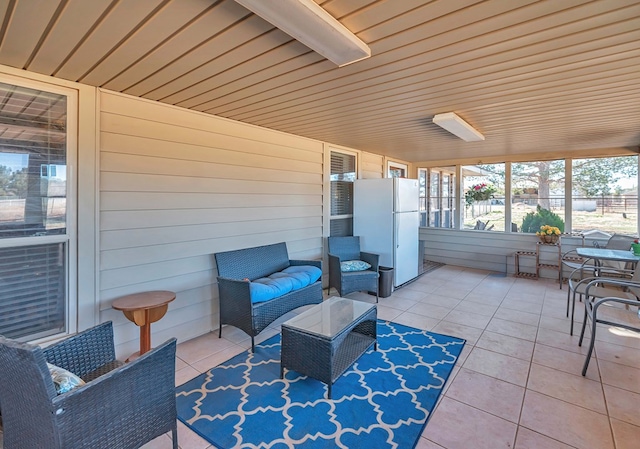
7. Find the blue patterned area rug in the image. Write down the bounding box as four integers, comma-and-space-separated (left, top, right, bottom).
175, 320, 465, 449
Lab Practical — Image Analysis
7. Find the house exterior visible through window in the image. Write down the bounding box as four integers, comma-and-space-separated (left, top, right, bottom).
0, 81, 75, 341
330, 151, 356, 237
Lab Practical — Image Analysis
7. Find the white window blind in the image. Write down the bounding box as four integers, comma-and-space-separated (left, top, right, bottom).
0, 243, 65, 340
330, 152, 356, 237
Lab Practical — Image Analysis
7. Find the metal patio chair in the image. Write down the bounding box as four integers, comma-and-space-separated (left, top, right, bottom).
564, 234, 637, 318
567, 265, 640, 335
578, 290, 640, 376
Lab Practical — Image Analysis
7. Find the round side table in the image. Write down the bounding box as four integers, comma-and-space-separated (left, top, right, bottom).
112, 290, 176, 361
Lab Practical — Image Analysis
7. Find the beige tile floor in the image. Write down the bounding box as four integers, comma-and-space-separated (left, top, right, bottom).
3, 265, 638, 448
140, 265, 640, 449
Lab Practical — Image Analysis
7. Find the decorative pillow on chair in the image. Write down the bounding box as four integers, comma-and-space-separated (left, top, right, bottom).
340, 260, 372, 272
47, 362, 86, 394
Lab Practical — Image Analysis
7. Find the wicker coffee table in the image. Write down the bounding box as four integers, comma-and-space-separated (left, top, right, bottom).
280, 296, 377, 399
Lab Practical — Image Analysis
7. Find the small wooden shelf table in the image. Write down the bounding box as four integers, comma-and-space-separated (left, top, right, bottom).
112, 290, 175, 360
536, 241, 563, 289
514, 250, 538, 279
514, 241, 563, 289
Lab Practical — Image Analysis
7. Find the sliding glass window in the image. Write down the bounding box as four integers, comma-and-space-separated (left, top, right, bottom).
462, 164, 505, 231
420, 156, 638, 237
571, 156, 637, 236
0, 81, 74, 341
420, 167, 456, 229
511, 160, 564, 233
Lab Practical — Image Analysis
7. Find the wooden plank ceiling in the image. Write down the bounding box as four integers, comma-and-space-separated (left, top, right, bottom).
0, 0, 638, 164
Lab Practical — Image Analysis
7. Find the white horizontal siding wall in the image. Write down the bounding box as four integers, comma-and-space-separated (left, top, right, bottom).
361, 152, 383, 179
420, 228, 594, 280
98, 90, 323, 357
420, 228, 531, 274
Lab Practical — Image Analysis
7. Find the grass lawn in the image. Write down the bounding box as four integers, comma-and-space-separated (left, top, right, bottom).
465, 203, 638, 235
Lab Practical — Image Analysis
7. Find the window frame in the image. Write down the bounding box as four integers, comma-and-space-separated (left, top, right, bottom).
419, 156, 639, 236
327, 147, 358, 237
386, 160, 407, 178
0, 76, 78, 342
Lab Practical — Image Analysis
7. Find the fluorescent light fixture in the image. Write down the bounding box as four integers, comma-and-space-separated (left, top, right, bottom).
432, 112, 485, 142
234, 0, 371, 67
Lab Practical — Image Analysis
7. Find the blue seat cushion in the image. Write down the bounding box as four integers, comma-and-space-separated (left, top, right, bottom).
250, 277, 294, 303
249, 265, 321, 303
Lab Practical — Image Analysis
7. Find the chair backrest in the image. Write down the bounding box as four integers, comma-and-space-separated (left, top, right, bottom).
215, 242, 290, 280
328, 236, 361, 261
43, 321, 116, 379
605, 234, 635, 250
0, 336, 59, 447
625, 266, 640, 298
599, 234, 637, 271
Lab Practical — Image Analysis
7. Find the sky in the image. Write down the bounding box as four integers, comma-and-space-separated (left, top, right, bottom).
0, 152, 66, 180
0, 152, 28, 171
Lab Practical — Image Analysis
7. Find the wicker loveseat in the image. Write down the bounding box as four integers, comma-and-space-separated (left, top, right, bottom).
215, 242, 323, 351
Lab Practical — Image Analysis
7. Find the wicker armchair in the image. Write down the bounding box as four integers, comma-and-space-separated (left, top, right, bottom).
328, 236, 380, 302
0, 321, 178, 449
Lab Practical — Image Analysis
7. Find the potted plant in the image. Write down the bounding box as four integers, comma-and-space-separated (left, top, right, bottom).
465, 183, 497, 206
521, 205, 565, 234
632, 239, 640, 255
536, 225, 561, 244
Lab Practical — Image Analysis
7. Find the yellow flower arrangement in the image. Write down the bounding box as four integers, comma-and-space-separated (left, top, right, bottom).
536, 225, 562, 243
536, 225, 561, 236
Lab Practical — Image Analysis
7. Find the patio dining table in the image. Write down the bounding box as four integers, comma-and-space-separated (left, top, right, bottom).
574, 247, 640, 279
575, 247, 640, 265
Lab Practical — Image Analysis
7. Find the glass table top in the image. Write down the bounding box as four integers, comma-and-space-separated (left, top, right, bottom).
282, 296, 376, 340
576, 247, 640, 263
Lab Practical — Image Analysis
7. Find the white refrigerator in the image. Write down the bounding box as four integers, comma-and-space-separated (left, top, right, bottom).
354, 178, 420, 287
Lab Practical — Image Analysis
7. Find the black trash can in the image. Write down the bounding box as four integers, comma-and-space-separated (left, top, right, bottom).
378, 266, 394, 298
